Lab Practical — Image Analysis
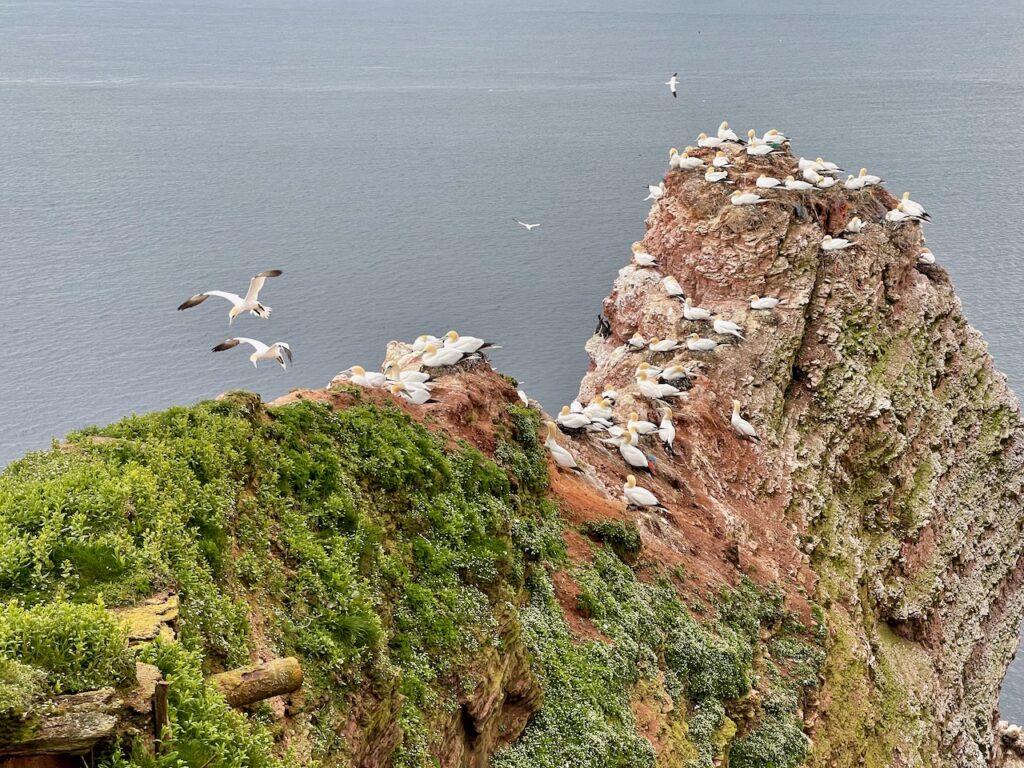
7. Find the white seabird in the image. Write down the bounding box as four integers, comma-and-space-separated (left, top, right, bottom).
657, 407, 676, 455
556, 405, 593, 431
899, 192, 931, 221
645, 182, 666, 201
390, 382, 435, 405
420, 343, 465, 367
663, 275, 685, 300
844, 175, 866, 191
705, 167, 731, 184
583, 397, 614, 422
669, 146, 705, 170
412, 334, 441, 353
731, 191, 767, 206
518, 389, 530, 407
212, 337, 291, 369
713, 318, 745, 340
686, 333, 718, 352
648, 337, 683, 353
749, 294, 784, 310
666, 73, 678, 98
718, 121, 743, 143
730, 399, 759, 440
626, 332, 648, 352
844, 216, 865, 234
631, 242, 659, 267
545, 422, 583, 472
628, 411, 659, 435
683, 297, 714, 321
624, 474, 666, 509
746, 142, 776, 157
637, 371, 686, 401
884, 204, 915, 224
858, 168, 884, 186
762, 129, 789, 146
756, 175, 783, 189
512, 217, 540, 230
178, 269, 282, 323
783, 176, 814, 191
697, 132, 724, 149
340, 364, 387, 388
816, 176, 837, 189
712, 151, 733, 168
444, 330, 498, 354
659, 364, 695, 382
618, 431, 654, 473
918, 248, 936, 265
384, 361, 431, 385
821, 235, 855, 251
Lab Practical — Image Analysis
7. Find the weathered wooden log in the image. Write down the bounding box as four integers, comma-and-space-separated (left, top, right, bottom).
0, 658, 301, 757
209, 657, 303, 708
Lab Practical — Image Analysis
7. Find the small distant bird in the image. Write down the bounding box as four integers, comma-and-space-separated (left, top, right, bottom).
713, 318, 745, 340
844, 216, 865, 234
624, 474, 667, 510
783, 176, 814, 191
749, 294, 784, 310
513, 217, 540, 230
705, 167, 731, 184
683, 297, 713, 321
212, 337, 292, 369
545, 422, 583, 473
390, 382, 436, 405
444, 330, 499, 354
731, 191, 767, 206
756, 175, 783, 189
419, 343, 466, 367
730, 399, 759, 441
339, 364, 387, 388
645, 182, 666, 201
657, 407, 676, 455
631, 242, 659, 267
666, 73, 678, 98
178, 269, 283, 323
662, 275, 685, 300
821, 235, 855, 251
686, 333, 718, 352
918, 248, 936, 265
899, 192, 931, 221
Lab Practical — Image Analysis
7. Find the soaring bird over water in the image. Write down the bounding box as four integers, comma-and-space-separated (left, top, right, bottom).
666, 73, 678, 98
212, 337, 292, 369
178, 269, 283, 323
512, 217, 540, 230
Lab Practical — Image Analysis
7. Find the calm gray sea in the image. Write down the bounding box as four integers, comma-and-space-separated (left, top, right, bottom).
2, 0, 1023, 719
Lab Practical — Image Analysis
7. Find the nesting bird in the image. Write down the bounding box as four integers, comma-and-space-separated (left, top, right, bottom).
730, 400, 759, 441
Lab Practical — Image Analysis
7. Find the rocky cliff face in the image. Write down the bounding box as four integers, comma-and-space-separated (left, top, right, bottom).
565, 144, 1024, 766
2, 139, 1023, 768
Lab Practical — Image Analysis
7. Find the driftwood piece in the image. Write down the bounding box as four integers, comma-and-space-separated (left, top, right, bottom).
0, 657, 302, 757
209, 657, 303, 708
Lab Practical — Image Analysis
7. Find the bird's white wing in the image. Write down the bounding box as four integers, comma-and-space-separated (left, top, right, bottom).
178, 290, 242, 310
633, 487, 660, 506
244, 270, 283, 303
214, 337, 269, 354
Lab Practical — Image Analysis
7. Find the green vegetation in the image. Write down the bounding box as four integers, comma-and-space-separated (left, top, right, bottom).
0, 393, 821, 767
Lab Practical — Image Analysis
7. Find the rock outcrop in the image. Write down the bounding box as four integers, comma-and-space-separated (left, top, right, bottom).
558, 143, 1024, 766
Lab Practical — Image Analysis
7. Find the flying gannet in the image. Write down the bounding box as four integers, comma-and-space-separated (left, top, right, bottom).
821, 235, 855, 251
683, 297, 714, 321
730, 399, 759, 440
178, 269, 283, 323
624, 474, 666, 509
666, 73, 678, 98
212, 337, 292, 369
513, 217, 540, 230
545, 422, 583, 473
713, 318, 745, 340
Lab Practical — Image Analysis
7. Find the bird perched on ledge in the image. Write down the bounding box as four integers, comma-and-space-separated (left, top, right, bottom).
624, 474, 667, 510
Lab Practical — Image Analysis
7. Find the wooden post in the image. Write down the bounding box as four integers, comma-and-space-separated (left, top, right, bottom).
152, 681, 169, 752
